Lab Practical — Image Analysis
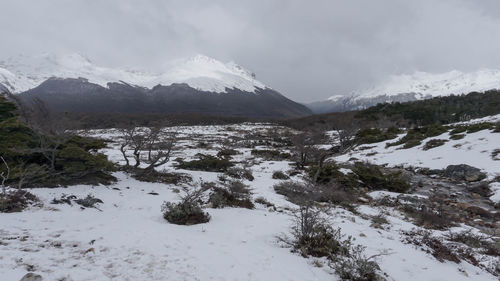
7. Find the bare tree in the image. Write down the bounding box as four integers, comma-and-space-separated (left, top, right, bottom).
119, 126, 176, 171
0, 156, 10, 195
143, 128, 176, 171
290, 129, 327, 169
17, 98, 74, 172
15, 163, 48, 189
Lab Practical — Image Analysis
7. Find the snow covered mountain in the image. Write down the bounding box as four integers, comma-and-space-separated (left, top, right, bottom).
1, 53, 311, 118
0, 53, 265, 94
307, 69, 500, 113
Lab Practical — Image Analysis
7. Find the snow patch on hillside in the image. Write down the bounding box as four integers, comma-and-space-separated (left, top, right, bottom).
323, 69, 500, 103
358, 69, 500, 99
335, 116, 500, 179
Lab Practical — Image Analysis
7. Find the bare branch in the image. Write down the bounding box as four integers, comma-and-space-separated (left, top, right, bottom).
0, 156, 10, 195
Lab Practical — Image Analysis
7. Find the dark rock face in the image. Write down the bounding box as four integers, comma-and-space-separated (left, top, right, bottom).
17, 78, 312, 118
444, 164, 486, 182
19, 273, 42, 281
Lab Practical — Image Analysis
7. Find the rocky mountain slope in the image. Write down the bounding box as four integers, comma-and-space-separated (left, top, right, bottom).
0, 53, 311, 118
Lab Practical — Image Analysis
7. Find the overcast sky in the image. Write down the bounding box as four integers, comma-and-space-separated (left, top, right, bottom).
2, 0, 500, 102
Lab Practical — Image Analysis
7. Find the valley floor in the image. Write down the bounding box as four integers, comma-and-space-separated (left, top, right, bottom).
1, 123, 498, 281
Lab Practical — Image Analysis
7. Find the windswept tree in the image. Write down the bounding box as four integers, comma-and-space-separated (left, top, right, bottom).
119, 126, 176, 172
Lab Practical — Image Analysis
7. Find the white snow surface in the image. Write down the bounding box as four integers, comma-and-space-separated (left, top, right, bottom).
327, 69, 500, 101
336, 125, 500, 179
0, 53, 266, 94
0, 123, 498, 281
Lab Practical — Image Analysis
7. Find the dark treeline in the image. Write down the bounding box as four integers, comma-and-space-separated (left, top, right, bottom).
354, 90, 500, 126
286, 90, 500, 130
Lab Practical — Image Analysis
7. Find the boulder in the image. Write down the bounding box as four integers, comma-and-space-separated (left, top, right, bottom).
19, 273, 42, 281
444, 164, 486, 182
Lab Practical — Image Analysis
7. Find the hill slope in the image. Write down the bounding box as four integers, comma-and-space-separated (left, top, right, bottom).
1, 54, 311, 118
308, 69, 500, 113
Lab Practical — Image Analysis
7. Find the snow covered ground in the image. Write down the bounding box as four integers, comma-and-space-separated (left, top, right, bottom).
1, 123, 498, 281
335, 116, 500, 203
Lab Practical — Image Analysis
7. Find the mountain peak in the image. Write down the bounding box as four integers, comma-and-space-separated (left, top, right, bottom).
354, 69, 500, 99
0, 53, 267, 94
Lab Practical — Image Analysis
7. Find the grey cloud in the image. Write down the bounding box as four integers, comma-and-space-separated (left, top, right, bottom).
1, 0, 500, 102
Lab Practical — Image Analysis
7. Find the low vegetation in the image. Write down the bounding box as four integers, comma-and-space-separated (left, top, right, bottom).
161, 187, 210, 225
0, 96, 115, 188
176, 154, 234, 172
207, 180, 254, 209
0, 189, 40, 213
352, 162, 410, 193
354, 127, 401, 144
272, 170, 290, 180
280, 204, 382, 281
386, 124, 448, 149
251, 149, 291, 160
423, 139, 448, 150
224, 167, 254, 181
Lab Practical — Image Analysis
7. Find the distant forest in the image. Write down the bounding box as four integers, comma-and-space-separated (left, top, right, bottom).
286, 90, 500, 130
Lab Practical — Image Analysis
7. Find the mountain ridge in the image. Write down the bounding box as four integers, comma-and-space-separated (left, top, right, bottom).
307, 69, 500, 113
0, 53, 266, 94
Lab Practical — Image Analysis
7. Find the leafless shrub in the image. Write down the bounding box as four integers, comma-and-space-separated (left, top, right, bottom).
254, 196, 275, 209
225, 167, 254, 181
402, 229, 461, 263
279, 204, 383, 281
0, 189, 40, 213
273, 180, 317, 204
1, 156, 10, 196
401, 204, 455, 230
119, 127, 176, 171
330, 245, 381, 281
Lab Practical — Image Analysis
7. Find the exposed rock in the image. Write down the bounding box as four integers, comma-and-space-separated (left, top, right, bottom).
19, 273, 42, 281
467, 182, 492, 197
444, 164, 486, 182
465, 206, 492, 219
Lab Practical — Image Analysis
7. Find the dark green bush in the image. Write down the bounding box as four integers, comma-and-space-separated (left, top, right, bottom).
176, 154, 234, 172
162, 186, 210, 225
449, 134, 465, 140
423, 139, 448, 150
387, 124, 448, 149
450, 126, 467, 135
162, 201, 210, 225
272, 170, 290, 180
128, 168, 191, 184
352, 162, 410, 193
307, 164, 343, 184
251, 149, 291, 160
208, 180, 254, 209
466, 122, 493, 133
216, 148, 239, 159
355, 127, 400, 144
0, 96, 115, 187
494, 122, 500, 133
